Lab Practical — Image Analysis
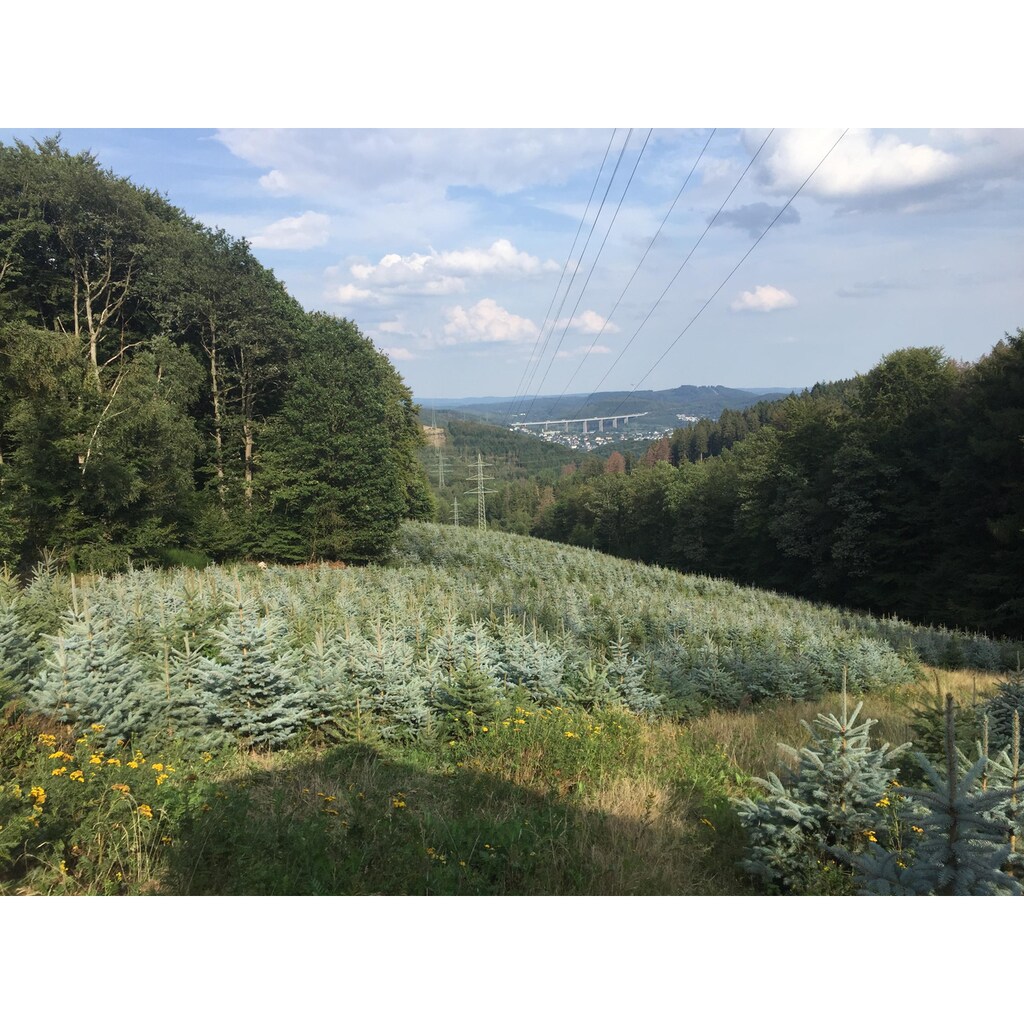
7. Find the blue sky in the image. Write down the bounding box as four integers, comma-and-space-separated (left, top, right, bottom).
3, 126, 1021, 400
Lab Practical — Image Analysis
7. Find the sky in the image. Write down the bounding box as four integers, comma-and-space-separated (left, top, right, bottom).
3, 126, 1022, 402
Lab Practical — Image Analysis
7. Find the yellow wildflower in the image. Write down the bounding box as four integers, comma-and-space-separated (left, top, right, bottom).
89, 755, 103, 765
51, 766, 67, 776
38, 733, 57, 748
392, 798, 406, 809
30, 786, 46, 805
111, 783, 131, 795
151, 763, 164, 772
90, 723, 104, 732
127, 761, 139, 769
106, 758, 121, 766
69, 770, 85, 783
138, 804, 154, 819
481, 726, 489, 733
155, 773, 169, 786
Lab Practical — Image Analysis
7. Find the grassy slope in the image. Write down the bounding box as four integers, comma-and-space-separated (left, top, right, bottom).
1, 525, 1010, 895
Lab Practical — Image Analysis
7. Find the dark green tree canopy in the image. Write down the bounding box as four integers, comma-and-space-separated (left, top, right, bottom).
0, 136, 426, 570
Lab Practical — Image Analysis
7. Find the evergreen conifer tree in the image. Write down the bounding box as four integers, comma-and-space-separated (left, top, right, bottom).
735, 688, 906, 893
848, 696, 1021, 895
194, 603, 308, 749
27, 605, 156, 742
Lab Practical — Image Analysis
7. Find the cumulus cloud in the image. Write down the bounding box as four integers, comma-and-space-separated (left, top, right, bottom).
349, 239, 556, 296
332, 283, 382, 305
250, 210, 330, 250
258, 169, 291, 195
443, 299, 537, 344
731, 285, 798, 313
714, 202, 800, 238
747, 128, 1024, 209
553, 310, 620, 334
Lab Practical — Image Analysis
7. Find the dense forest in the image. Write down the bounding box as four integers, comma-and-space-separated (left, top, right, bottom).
532, 339, 1024, 638
0, 138, 433, 570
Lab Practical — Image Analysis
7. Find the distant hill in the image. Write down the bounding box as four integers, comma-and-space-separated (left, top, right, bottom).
419, 384, 775, 433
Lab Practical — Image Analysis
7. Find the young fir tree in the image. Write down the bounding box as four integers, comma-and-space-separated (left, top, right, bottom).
986, 712, 1022, 879
606, 637, 661, 714
301, 628, 372, 742
735, 686, 907, 893
27, 605, 156, 742
194, 602, 308, 749
0, 572, 43, 696
847, 696, 1021, 895
977, 659, 1024, 752
146, 636, 220, 746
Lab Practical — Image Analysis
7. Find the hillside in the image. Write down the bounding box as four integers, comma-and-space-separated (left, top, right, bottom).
427, 383, 773, 433
535, 339, 1024, 638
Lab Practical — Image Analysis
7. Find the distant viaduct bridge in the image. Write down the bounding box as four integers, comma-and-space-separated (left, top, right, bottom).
510, 411, 649, 434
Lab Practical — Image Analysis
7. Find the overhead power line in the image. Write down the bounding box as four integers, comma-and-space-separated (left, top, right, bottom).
505, 129, 618, 419
516, 128, 636, 420
554, 128, 717, 405
608, 129, 850, 417
567, 128, 776, 422
522, 128, 654, 420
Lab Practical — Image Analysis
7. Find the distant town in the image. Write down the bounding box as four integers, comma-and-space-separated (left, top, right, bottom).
508, 411, 702, 451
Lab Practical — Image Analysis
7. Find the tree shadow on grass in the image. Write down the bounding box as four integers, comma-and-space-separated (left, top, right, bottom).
163, 741, 751, 896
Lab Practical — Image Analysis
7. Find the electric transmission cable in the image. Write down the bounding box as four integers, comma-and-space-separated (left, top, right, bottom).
554, 128, 717, 405
607, 129, 850, 416
522, 128, 654, 422
506, 129, 618, 419
567, 128, 776, 422
515, 128, 635, 420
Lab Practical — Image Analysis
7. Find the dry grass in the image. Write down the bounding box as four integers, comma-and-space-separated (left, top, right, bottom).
681, 669, 1004, 782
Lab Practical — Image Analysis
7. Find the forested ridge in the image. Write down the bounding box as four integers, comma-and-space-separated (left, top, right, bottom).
0, 138, 432, 570
533, 338, 1024, 637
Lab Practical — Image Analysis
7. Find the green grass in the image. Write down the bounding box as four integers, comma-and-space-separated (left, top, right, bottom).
6, 668, 997, 895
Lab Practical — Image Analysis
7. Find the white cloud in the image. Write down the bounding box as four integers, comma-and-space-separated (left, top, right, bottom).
250, 210, 330, 250
749, 128, 1024, 207
258, 169, 291, 195
443, 299, 537, 344
332, 283, 382, 304
553, 310, 620, 334
731, 285, 798, 313
349, 239, 555, 296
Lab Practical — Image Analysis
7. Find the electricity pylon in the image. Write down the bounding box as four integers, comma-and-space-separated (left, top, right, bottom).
452, 497, 460, 527
465, 453, 496, 529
